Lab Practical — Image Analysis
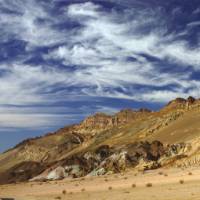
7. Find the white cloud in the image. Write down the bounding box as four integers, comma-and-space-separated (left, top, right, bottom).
45, 2, 200, 102
0, 1, 200, 129
187, 21, 200, 27
0, 0, 68, 48
0, 113, 70, 128
67, 2, 100, 18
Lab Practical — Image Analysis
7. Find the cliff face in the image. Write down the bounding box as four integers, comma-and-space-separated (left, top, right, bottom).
79, 113, 113, 130
1, 96, 200, 184
78, 108, 151, 132
164, 96, 199, 111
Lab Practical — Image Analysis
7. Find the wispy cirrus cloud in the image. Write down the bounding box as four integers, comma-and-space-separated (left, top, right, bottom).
0, 0, 200, 132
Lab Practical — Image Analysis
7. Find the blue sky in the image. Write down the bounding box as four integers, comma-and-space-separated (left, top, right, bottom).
0, 0, 200, 152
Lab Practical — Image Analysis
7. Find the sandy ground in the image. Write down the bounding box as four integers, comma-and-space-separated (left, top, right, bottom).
1, 167, 200, 200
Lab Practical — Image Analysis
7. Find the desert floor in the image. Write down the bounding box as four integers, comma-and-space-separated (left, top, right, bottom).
1, 167, 200, 200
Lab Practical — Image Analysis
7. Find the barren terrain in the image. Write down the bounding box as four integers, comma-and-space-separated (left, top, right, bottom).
1, 167, 200, 200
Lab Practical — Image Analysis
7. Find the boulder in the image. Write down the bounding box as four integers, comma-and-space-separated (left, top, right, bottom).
47, 166, 65, 180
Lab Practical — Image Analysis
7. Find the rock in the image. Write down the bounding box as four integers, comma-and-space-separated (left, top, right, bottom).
78, 109, 151, 131
95, 145, 111, 159
99, 151, 127, 173
166, 143, 190, 157
187, 96, 196, 104
87, 167, 106, 176
47, 166, 66, 180
79, 113, 113, 130
149, 141, 165, 161
65, 165, 82, 178
135, 158, 160, 171
126, 141, 165, 162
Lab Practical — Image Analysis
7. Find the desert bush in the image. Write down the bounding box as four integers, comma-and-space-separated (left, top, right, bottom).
62, 190, 66, 195
81, 188, 85, 192
179, 180, 184, 184
108, 186, 112, 190
188, 172, 193, 175
164, 174, 168, 177
132, 183, 136, 188
158, 172, 163, 175
55, 196, 61, 200
146, 183, 153, 187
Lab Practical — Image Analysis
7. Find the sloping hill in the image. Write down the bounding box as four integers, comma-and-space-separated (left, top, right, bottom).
1, 96, 200, 184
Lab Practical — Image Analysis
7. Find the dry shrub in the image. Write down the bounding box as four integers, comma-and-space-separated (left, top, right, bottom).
179, 180, 184, 184
164, 174, 168, 177
188, 172, 193, 175
62, 190, 66, 195
81, 188, 85, 192
108, 186, 112, 190
146, 183, 153, 187
132, 183, 136, 188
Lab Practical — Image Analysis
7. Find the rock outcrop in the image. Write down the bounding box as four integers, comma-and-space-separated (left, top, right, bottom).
30, 140, 192, 181
164, 96, 197, 111
78, 108, 151, 133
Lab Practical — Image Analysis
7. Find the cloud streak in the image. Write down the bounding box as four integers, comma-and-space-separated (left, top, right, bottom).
0, 0, 200, 130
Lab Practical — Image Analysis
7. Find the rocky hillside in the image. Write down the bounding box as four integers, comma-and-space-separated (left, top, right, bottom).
1, 96, 200, 184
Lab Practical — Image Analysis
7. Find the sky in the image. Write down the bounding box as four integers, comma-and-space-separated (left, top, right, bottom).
0, 0, 200, 152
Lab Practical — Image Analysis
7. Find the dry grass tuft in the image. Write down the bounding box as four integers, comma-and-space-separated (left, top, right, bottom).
164, 173, 168, 177
188, 172, 193, 175
146, 183, 153, 187
62, 190, 66, 195
179, 180, 184, 184
81, 188, 85, 192
132, 183, 136, 188
55, 196, 61, 200
108, 186, 112, 190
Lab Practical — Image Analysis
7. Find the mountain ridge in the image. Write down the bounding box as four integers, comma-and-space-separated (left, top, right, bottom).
1, 96, 200, 184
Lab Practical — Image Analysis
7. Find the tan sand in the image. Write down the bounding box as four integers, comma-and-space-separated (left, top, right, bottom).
1, 167, 200, 200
